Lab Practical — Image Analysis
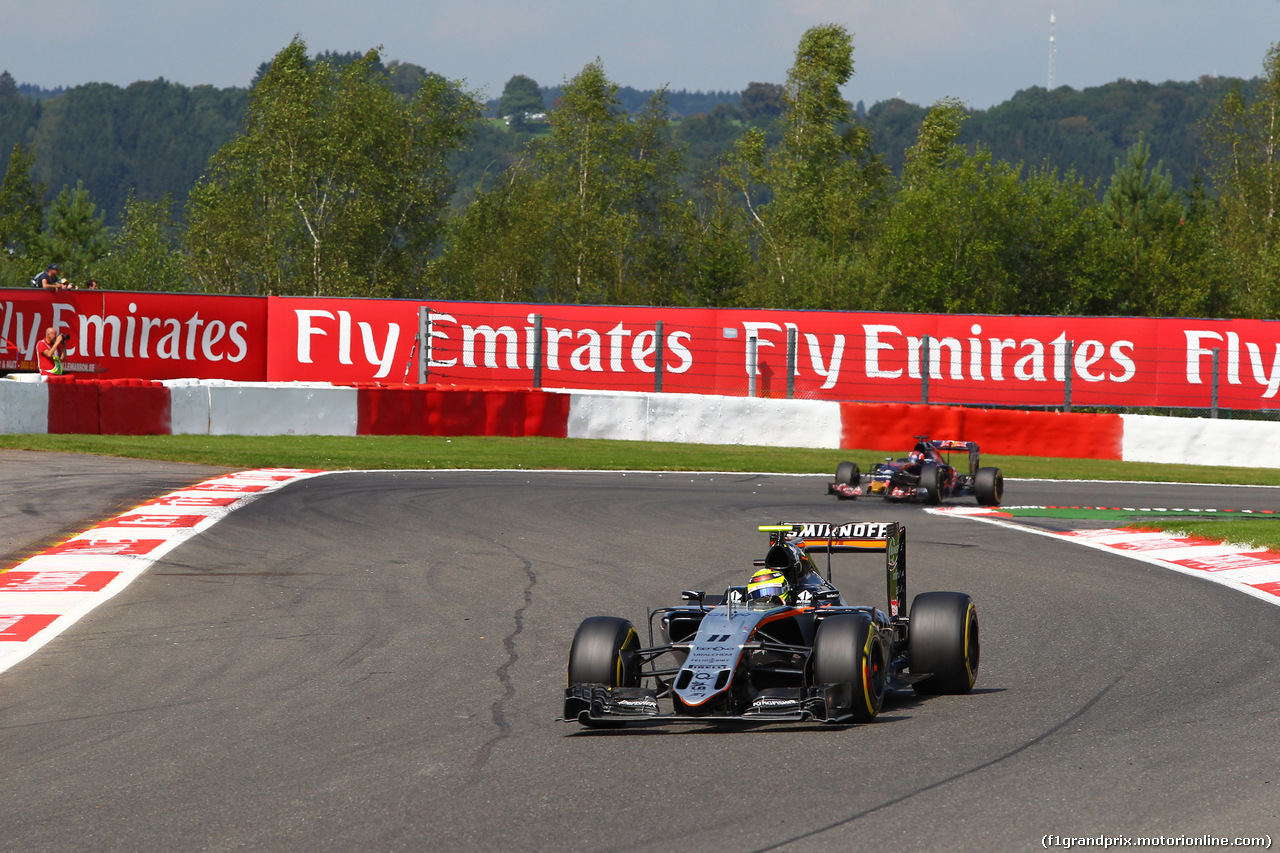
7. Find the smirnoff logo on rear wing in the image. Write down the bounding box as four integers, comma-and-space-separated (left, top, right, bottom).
787, 521, 898, 541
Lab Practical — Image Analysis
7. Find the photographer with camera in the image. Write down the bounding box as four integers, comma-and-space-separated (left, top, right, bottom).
36, 327, 69, 376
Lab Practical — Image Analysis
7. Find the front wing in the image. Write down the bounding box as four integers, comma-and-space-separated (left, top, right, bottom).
562, 683, 859, 724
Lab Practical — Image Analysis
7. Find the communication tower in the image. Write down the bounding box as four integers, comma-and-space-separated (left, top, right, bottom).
1048, 12, 1057, 91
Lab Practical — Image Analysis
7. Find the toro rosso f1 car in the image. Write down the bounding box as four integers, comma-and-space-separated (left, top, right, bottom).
561, 520, 979, 727
828, 437, 1004, 506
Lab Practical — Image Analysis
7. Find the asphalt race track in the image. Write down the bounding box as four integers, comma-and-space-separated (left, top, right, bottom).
3, 453, 1279, 851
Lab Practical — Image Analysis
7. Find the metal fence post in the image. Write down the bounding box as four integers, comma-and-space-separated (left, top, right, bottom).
1212, 347, 1219, 418
532, 314, 543, 389
654, 321, 664, 393
747, 336, 758, 398
418, 306, 429, 384
920, 335, 930, 404
786, 327, 796, 400
1064, 339, 1074, 413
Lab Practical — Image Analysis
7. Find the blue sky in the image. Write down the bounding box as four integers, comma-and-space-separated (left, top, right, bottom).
3, 1, 1279, 109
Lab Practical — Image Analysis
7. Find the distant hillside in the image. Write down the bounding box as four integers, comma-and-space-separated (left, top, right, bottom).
484, 86, 739, 119
1, 64, 1264, 228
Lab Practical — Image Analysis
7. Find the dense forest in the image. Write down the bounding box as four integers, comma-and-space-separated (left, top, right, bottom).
1, 26, 1279, 321
0, 65, 1253, 226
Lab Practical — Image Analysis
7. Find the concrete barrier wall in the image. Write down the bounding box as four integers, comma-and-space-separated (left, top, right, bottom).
204, 383, 359, 437
0, 379, 48, 434
3, 375, 1279, 468
566, 390, 843, 448
165, 380, 212, 436
1121, 413, 1280, 468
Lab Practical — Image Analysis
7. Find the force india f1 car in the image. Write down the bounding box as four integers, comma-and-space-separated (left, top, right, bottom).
827, 437, 1004, 506
561, 520, 979, 727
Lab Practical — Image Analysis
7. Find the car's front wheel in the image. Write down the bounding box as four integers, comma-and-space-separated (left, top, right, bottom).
812, 613, 886, 723
918, 464, 943, 504
568, 615, 640, 688
835, 461, 860, 487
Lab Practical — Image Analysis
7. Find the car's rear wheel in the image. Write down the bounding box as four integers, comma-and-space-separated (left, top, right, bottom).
918, 464, 943, 504
974, 466, 1003, 506
812, 613, 886, 723
908, 592, 979, 695
835, 461, 860, 487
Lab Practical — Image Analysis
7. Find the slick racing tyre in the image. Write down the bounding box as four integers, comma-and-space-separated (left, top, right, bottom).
567, 616, 641, 689
835, 461, 860, 487
908, 592, 979, 695
918, 464, 943, 504
812, 613, 886, 723
974, 466, 1004, 506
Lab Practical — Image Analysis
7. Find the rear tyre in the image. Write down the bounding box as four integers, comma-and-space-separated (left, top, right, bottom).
918, 464, 943, 504
812, 613, 886, 723
908, 592, 979, 695
835, 461, 860, 487
974, 467, 1004, 506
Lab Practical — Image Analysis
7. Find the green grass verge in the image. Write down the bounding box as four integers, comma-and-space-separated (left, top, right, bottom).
3, 433, 1280, 483
1128, 518, 1280, 552
3, 433, 1277, 549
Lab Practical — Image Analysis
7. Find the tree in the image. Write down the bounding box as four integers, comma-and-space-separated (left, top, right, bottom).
0, 144, 46, 286
1103, 136, 1180, 264
185, 38, 480, 296
96, 192, 190, 291
877, 98, 1112, 316
739, 82, 785, 123
1202, 42, 1280, 316
687, 158, 751, 306
498, 75, 545, 126
1096, 135, 1206, 315
728, 24, 887, 309
34, 180, 109, 281
433, 59, 691, 305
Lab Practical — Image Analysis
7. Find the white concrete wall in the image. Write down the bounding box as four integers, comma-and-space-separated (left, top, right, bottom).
567, 390, 844, 449
163, 379, 211, 435
0, 378, 49, 434
204, 383, 359, 436
1121, 413, 1280, 469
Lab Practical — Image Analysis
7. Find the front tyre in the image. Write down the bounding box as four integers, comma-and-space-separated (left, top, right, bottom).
918, 464, 943, 504
835, 461, 860, 487
567, 616, 640, 688
908, 592, 979, 695
974, 467, 1004, 506
812, 613, 886, 723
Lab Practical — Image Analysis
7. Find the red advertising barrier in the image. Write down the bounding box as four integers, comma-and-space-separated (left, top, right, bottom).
2, 289, 266, 380
839, 403, 1125, 460
99, 380, 171, 436
8, 289, 1280, 412
44, 377, 171, 435
357, 386, 570, 437
271, 296, 1280, 411
46, 377, 100, 434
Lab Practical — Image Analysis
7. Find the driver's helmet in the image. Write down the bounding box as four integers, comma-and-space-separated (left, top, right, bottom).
747, 568, 790, 604
908, 450, 925, 465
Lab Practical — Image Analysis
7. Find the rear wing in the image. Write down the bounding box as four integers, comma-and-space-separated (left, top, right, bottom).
919, 436, 980, 477
757, 521, 907, 618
